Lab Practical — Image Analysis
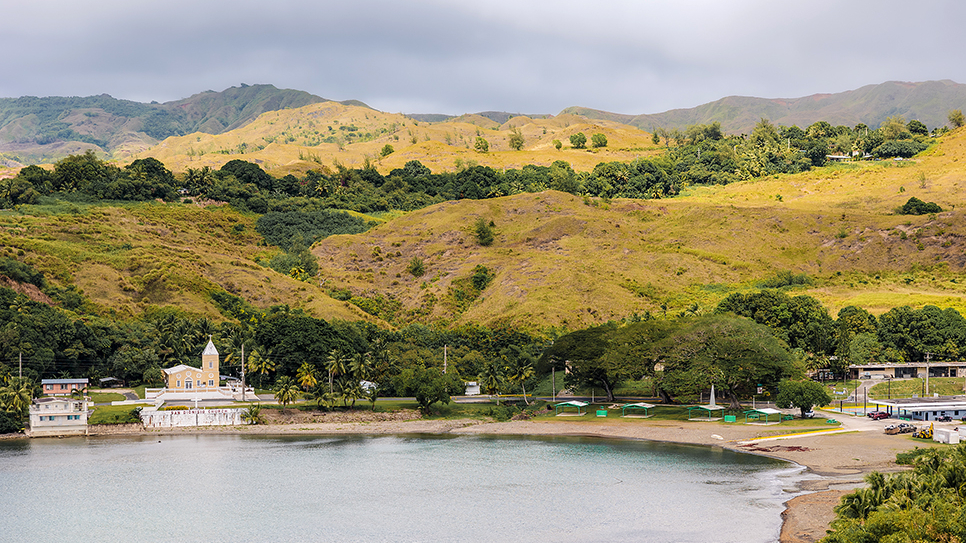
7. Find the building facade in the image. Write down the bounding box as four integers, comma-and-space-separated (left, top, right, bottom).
41, 378, 89, 396
28, 397, 90, 437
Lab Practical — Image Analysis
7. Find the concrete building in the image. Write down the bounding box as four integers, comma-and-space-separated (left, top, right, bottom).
41, 378, 88, 396
28, 396, 90, 437
871, 396, 966, 422
849, 362, 966, 380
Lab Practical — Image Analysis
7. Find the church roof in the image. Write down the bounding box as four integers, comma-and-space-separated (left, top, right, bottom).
203, 339, 219, 356
163, 364, 203, 375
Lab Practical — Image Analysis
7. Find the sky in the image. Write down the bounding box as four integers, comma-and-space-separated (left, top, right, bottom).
4, 0, 966, 116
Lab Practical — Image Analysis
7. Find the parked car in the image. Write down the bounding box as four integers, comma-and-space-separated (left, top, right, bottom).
869, 411, 890, 420
937, 416, 953, 422
803, 411, 816, 418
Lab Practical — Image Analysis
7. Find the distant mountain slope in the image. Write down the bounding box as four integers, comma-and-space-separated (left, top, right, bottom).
0, 84, 362, 164
563, 80, 966, 134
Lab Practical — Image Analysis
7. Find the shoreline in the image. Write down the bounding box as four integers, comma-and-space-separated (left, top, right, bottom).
15, 412, 925, 543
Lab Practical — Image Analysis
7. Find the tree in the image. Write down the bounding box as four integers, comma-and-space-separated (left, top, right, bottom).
245, 350, 276, 388
569, 132, 587, 149
540, 323, 625, 401
241, 403, 264, 425
553, 139, 562, 151
273, 375, 301, 410
949, 109, 965, 129
326, 349, 350, 394
296, 361, 318, 390
508, 128, 524, 151
474, 217, 494, 246
907, 119, 928, 136
0, 376, 33, 423
775, 379, 831, 418
591, 133, 608, 148
474, 137, 489, 153
380, 144, 394, 157
648, 316, 796, 407
880, 116, 909, 141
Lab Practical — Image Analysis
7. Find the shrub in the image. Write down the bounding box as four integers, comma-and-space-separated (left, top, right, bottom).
407, 256, 426, 277
591, 133, 608, 148
899, 197, 942, 215
570, 132, 587, 149
474, 217, 494, 246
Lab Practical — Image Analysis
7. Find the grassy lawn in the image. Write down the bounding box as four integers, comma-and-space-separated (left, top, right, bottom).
88, 404, 141, 425
868, 377, 966, 400
88, 392, 125, 403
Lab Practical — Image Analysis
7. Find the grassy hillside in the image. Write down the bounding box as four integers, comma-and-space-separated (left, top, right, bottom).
138, 103, 663, 176
310, 128, 966, 329
7, 125, 966, 332
0, 199, 375, 323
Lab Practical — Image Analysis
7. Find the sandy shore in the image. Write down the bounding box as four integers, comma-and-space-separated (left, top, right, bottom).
50, 410, 934, 542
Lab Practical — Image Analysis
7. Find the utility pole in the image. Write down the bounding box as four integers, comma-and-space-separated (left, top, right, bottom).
19, 352, 22, 380
241, 343, 246, 402
925, 352, 931, 397
443, 345, 447, 374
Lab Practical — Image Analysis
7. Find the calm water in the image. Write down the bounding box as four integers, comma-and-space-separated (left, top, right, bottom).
0, 434, 801, 542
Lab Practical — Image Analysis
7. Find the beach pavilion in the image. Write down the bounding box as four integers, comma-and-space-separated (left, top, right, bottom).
621, 402, 655, 417
743, 408, 785, 423
554, 400, 589, 416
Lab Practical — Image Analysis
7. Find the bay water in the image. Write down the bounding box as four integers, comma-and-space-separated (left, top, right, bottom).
0, 434, 801, 542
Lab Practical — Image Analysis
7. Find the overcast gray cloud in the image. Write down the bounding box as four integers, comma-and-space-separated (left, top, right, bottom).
4, 0, 965, 115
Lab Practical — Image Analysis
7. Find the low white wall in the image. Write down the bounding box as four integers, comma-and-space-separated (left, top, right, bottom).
140, 408, 244, 428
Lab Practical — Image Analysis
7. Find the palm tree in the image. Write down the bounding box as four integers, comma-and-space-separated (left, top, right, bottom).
350, 352, 373, 382
241, 403, 263, 425
0, 376, 33, 417
326, 349, 350, 394
508, 363, 535, 405
273, 376, 301, 411
479, 361, 505, 405
296, 362, 319, 390
308, 382, 336, 411
246, 350, 276, 389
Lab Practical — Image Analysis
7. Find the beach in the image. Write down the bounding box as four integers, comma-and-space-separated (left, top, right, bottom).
71, 409, 931, 542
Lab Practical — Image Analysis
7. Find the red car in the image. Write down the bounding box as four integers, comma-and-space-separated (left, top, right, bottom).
869, 411, 890, 420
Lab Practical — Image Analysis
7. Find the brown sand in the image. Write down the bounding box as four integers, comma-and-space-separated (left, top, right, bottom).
76, 410, 938, 542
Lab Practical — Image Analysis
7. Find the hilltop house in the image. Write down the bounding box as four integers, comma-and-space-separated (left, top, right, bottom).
28, 396, 90, 437
146, 339, 253, 402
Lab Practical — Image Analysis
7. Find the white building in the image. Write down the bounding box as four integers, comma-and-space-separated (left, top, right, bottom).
28, 396, 91, 437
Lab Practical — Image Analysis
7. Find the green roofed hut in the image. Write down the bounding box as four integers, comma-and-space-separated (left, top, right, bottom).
554, 400, 589, 416
687, 405, 726, 421
621, 403, 655, 417
744, 408, 783, 424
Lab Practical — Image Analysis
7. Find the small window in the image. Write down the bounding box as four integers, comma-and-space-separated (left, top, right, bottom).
45, 384, 52, 390
177, 380, 181, 387
209, 361, 213, 369
209, 380, 214, 387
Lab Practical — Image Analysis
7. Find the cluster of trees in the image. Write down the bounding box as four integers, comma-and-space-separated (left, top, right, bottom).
2, 114, 940, 215
540, 315, 798, 405
535, 287, 966, 408
716, 290, 966, 373
823, 445, 966, 542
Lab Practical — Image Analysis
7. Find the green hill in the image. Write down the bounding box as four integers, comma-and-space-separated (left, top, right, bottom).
563, 80, 966, 134
5, 127, 966, 332
0, 84, 359, 164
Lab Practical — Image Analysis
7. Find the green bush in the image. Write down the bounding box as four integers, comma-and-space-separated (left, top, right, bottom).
474, 217, 494, 246
407, 257, 426, 277
899, 197, 942, 215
